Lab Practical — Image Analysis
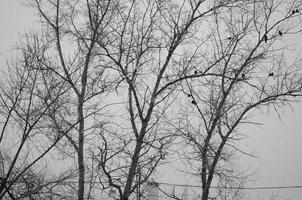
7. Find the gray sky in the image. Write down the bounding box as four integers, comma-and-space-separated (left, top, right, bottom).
1, 1, 302, 199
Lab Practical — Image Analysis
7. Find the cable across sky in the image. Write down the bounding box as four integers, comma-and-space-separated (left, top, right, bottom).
155, 182, 302, 190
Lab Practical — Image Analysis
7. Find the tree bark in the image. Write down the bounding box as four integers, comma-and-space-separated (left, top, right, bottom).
77, 99, 85, 200
121, 136, 143, 200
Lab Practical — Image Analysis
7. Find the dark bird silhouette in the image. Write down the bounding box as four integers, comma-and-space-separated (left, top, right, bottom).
278, 30, 283, 36
292, 10, 296, 15
227, 37, 232, 40
268, 72, 274, 76
264, 35, 268, 43
194, 70, 198, 75
242, 73, 246, 78
296, 9, 299, 13
187, 94, 191, 97
191, 100, 197, 105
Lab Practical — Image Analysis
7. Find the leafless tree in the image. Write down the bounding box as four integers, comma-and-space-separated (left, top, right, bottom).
4, 0, 302, 200
0, 36, 77, 199
24, 0, 120, 199
24, 0, 240, 199
171, 1, 302, 200
90, 1, 256, 200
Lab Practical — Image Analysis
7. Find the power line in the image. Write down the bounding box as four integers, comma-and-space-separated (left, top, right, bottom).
10, 179, 302, 191
156, 182, 302, 190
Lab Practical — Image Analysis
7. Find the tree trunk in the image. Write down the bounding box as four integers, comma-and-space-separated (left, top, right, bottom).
202, 186, 210, 200
121, 137, 143, 200
77, 99, 85, 200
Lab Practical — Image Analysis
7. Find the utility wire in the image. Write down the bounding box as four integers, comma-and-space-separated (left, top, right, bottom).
8, 179, 302, 190
45, 179, 302, 190
155, 182, 302, 190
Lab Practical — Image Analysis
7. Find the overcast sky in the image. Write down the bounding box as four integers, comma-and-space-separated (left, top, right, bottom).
1, 1, 302, 200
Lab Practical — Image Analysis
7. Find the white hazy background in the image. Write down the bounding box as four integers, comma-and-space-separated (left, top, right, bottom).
0, 1, 302, 200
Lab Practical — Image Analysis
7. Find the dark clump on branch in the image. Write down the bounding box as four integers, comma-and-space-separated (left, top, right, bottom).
242, 73, 246, 78
187, 94, 191, 97
227, 37, 232, 40
193, 69, 202, 75
268, 72, 274, 76
278, 30, 283, 36
191, 100, 197, 105
264, 35, 268, 43
292, 9, 299, 14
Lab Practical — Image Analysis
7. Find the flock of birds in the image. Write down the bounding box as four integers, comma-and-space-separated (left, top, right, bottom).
264, 9, 299, 43
184, 9, 300, 105
187, 70, 276, 105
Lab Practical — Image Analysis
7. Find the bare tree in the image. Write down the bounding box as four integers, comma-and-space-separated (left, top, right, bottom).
23, 0, 121, 199
25, 0, 236, 199
4, 0, 302, 200
90, 1, 262, 200
0, 35, 75, 199
172, 1, 302, 200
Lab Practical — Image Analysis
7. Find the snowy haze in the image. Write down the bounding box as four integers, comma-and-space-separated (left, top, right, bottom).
1, 1, 302, 199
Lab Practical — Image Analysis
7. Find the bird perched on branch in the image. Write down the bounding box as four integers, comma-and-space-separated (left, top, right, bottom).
292, 9, 299, 14
278, 30, 283, 36
268, 72, 274, 76
264, 34, 268, 43
191, 100, 197, 105
184, 91, 191, 97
